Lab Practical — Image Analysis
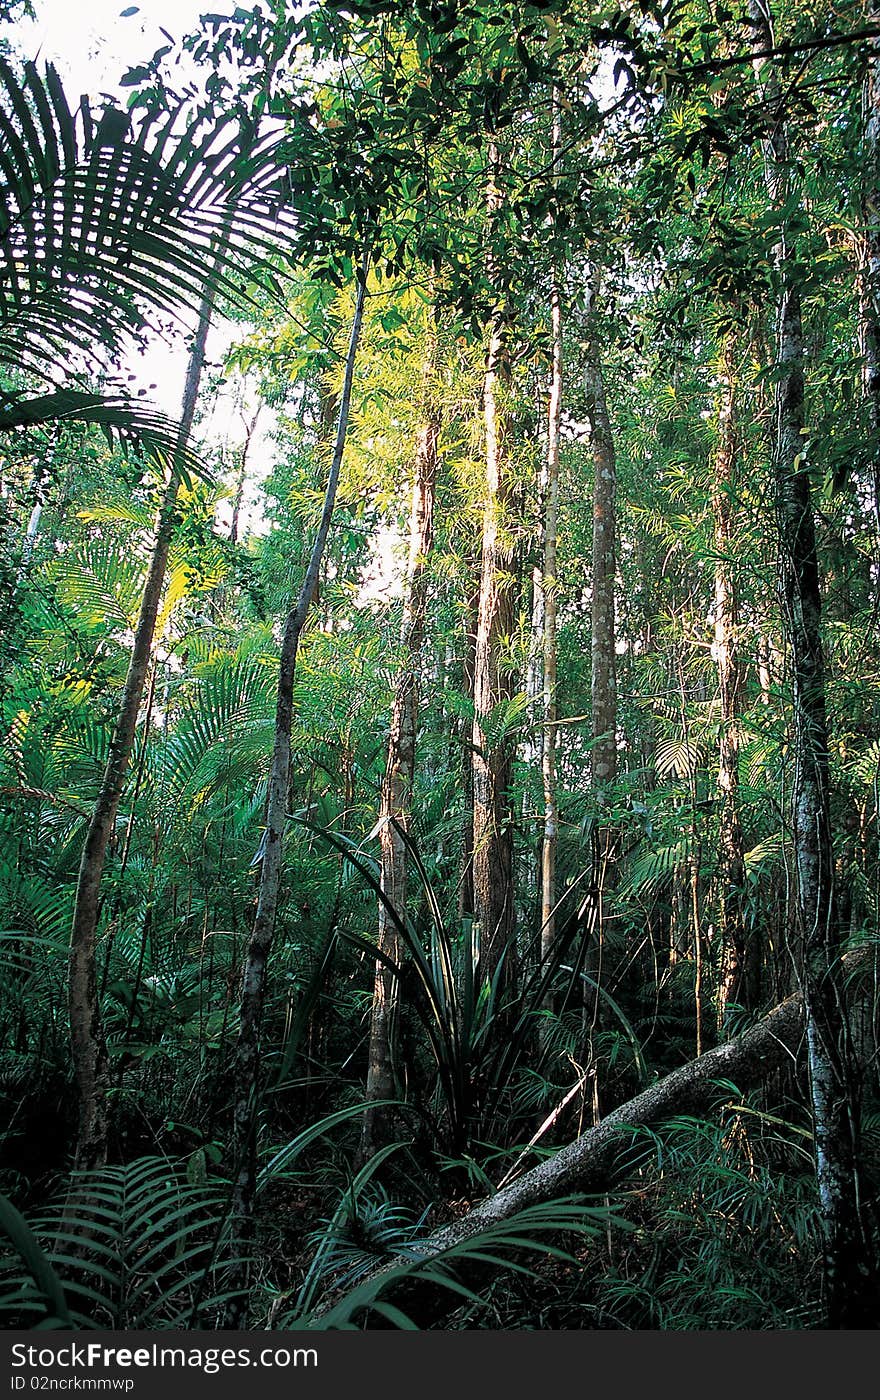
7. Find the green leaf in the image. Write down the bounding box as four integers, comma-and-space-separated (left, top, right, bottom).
120, 66, 152, 87
0, 1194, 72, 1326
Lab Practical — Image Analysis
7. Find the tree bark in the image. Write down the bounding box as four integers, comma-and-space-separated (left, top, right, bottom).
859, 0, 880, 530
581, 276, 618, 1036
228, 251, 368, 1253
540, 103, 562, 974
229, 405, 261, 545
360, 311, 440, 1161
457, 585, 478, 922
472, 138, 516, 988
68, 285, 213, 1172
751, 0, 874, 1325
712, 336, 750, 1027
585, 286, 617, 796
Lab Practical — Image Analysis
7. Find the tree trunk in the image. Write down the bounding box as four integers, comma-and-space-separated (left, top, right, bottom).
712, 336, 749, 1027
68, 286, 213, 1172
540, 103, 562, 974
582, 277, 618, 1037
860, 0, 880, 531
585, 288, 617, 796
751, 0, 874, 1325
457, 585, 478, 922
228, 252, 368, 1258
360, 312, 440, 1161
229, 406, 261, 545
16, 468, 45, 585
472, 138, 516, 988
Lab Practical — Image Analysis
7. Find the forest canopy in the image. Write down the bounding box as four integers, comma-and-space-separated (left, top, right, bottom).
0, 0, 879, 1331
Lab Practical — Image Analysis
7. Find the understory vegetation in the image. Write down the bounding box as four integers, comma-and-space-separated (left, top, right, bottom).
0, 0, 879, 1330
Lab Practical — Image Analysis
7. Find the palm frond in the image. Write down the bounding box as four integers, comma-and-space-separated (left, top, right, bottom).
0, 60, 294, 451
0, 391, 206, 474
0, 1157, 244, 1328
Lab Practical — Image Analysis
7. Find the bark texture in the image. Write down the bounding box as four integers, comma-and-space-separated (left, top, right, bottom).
472, 138, 516, 987
860, 0, 880, 525
229, 406, 261, 545
68, 289, 213, 1171
361, 317, 440, 1160
540, 103, 562, 970
582, 281, 618, 1034
712, 337, 749, 1026
585, 293, 617, 795
457, 586, 478, 922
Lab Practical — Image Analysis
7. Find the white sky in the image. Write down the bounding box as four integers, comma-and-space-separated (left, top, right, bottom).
17, 0, 211, 102
15, 0, 274, 535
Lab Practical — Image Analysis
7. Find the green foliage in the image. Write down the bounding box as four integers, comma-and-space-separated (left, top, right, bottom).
593, 1110, 826, 1329
289, 1198, 625, 1330
0, 54, 294, 457
2, 0, 880, 1337
0, 1157, 246, 1328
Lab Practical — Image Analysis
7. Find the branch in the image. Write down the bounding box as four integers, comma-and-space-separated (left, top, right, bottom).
683, 26, 880, 79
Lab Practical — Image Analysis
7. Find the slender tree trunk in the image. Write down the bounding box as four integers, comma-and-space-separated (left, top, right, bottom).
523, 553, 544, 950
16, 469, 45, 584
525, 564, 544, 761
472, 138, 516, 988
585, 303, 617, 795
68, 286, 213, 1172
860, 0, 880, 531
228, 252, 368, 1256
582, 275, 618, 1037
360, 312, 440, 1161
712, 337, 749, 1027
457, 584, 478, 922
229, 406, 261, 545
541, 102, 562, 973
751, 0, 875, 1325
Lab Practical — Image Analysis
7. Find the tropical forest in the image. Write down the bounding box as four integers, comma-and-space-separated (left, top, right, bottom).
0, 0, 879, 1334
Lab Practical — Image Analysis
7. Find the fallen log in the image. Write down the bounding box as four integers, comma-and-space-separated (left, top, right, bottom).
326, 943, 874, 1314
